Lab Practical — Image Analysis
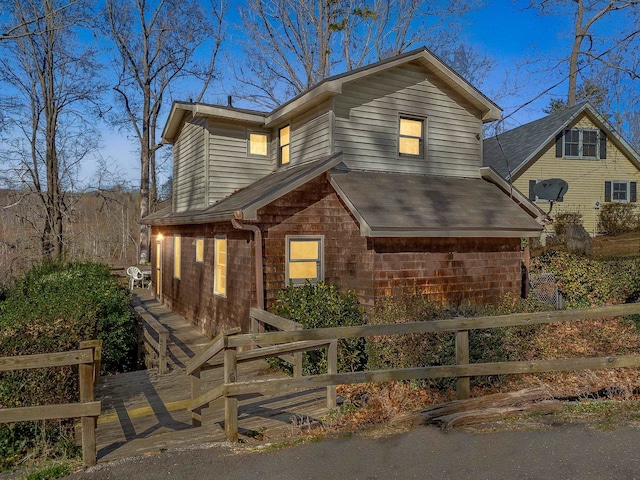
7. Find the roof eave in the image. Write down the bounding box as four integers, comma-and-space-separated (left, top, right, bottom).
366, 227, 542, 238
480, 166, 545, 219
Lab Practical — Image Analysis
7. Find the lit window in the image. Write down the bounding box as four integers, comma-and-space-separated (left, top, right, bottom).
286, 236, 323, 285
195, 238, 204, 263
214, 237, 227, 296
173, 235, 181, 279
249, 132, 268, 156
279, 125, 290, 165
399, 117, 424, 156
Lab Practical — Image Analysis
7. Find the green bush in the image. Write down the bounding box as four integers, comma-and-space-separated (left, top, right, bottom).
272, 282, 367, 375
598, 203, 639, 235
0, 261, 137, 470
366, 292, 550, 390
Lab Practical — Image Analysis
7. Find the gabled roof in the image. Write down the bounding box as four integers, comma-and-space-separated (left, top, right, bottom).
483, 102, 640, 180
162, 46, 502, 143
144, 153, 344, 226
329, 170, 542, 238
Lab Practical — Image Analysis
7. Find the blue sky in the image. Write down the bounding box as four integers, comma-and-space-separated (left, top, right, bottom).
88, 1, 638, 185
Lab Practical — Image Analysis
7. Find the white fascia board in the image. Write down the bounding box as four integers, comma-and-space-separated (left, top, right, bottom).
265, 83, 342, 126
480, 166, 545, 220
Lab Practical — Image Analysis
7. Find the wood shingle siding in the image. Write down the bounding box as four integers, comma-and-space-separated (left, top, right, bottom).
174, 118, 207, 213
334, 63, 482, 176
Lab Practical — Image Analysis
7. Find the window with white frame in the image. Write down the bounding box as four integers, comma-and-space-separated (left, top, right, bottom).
279, 125, 290, 165
398, 117, 424, 157
173, 235, 181, 279
286, 236, 324, 285
562, 128, 601, 159
248, 132, 268, 157
214, 237, 227, 296
195, 238, 204, 263
605, 181, 637, 203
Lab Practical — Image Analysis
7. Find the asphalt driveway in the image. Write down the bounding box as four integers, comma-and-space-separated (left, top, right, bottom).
67, 424, 640, 480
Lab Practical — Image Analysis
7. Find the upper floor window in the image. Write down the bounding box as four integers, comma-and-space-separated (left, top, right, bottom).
248, 132, 268, 157
286, 236, 324, 285
398, 117, 424, 157
279, 125, 290, 165
557, 128, 605, 159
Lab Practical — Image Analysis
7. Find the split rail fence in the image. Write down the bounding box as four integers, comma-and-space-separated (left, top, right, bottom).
0, 340, 102, 466
186, 303, 640, 442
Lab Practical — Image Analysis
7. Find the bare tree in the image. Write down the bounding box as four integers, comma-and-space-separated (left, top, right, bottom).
528, 0, 640, 107
0, 0, 80, 40
236, 0, 484, 108
0, 0, 103, 260
104, 0, 226, 264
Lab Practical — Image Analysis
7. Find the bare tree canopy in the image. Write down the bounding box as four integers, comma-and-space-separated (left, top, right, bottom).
527, 0, 640, 107
235, 0, 487, 107
103, 0, 226, 263
0, 0, 104, 261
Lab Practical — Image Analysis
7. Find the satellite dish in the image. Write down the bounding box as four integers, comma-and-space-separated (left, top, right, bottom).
533, 178, 568, 202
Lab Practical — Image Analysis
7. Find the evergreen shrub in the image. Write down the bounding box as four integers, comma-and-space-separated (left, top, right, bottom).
0, 262, 137, 469
272, 282, 367, 375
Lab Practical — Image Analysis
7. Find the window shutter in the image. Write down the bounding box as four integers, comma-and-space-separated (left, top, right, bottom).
600, 130, 607, 159
529, 180, 536, 201
605, 181, 612, 202
555, 132, 563, 157
631, 182, 637, 202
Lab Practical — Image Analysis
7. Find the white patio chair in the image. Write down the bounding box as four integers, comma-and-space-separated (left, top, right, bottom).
126, 266, 144, 290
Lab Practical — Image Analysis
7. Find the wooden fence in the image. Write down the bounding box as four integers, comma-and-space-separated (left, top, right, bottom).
0, 340, 102, 466
186, 302, 640, 442
134, 305, 169, 374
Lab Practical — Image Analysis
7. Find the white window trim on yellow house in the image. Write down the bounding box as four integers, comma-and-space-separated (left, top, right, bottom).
285, 235, 324, 285
214, 236, 227, 297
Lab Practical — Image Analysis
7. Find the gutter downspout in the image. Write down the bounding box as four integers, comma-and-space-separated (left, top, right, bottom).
231, 219, 264, 313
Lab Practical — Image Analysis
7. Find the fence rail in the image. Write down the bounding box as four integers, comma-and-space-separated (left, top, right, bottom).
0, 340, 102, 466
185, 302, 640, 442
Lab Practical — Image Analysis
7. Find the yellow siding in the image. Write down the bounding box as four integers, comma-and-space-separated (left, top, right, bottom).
513, 114, 640, 235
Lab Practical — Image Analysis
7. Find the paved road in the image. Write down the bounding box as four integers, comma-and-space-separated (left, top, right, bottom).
68, 424, 640, 480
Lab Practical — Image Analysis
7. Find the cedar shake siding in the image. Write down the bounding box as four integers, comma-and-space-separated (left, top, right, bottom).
153, 225, 254, 338
257, 177, 523, 311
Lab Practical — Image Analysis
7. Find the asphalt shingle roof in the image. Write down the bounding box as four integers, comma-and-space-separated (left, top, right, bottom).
483, 103, 587, 179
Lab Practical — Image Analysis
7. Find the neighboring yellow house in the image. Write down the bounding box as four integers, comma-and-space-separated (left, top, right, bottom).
484, 102, 640, 235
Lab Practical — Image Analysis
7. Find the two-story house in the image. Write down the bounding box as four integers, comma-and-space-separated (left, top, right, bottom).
483, 102, 640, 235
144, 47, 543, 337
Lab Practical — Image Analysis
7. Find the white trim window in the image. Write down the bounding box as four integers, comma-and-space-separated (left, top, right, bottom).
286, 236, 324, 285
214, 236, 227, 297
605, 180, 637, 203
173, 235, 181, 279
559, 128, 604, 159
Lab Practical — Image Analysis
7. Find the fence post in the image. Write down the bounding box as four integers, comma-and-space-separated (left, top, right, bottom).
327, 340, 337, 409
293, 324, 303, 378
78, 341, 99, 467
456, 330, 470, 400
191, 366, 202, 427
223, 340, 239, 442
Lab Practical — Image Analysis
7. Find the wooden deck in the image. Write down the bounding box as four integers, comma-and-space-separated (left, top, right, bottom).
93, 290, 327, 463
